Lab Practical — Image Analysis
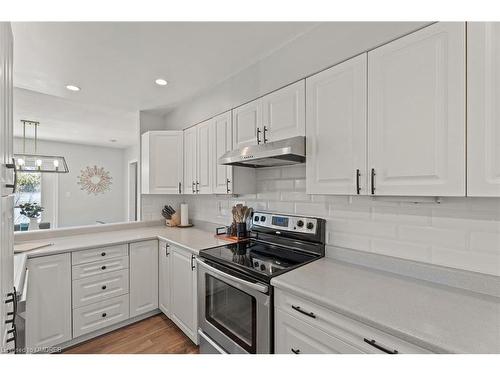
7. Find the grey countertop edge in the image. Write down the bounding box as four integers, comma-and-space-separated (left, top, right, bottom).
270, 276, 453, 354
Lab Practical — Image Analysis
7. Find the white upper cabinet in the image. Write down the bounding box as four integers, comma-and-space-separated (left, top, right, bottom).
262, 80, 305, 142
213, 111, 233, 194
183, 127, 198, 194
306, 54, 367, 195
141, 131, 183, 194
232, 99, 262, 149
467, 22, 500, 197
368, 22, 466, 196
196, 119, 213, 194
26, 253, 72, 350
129, 240, 159, 318
232, 81, 306, 149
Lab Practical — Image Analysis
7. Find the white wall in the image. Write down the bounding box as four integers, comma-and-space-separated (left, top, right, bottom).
14, 138, 127, 227
160, 22, 430, 129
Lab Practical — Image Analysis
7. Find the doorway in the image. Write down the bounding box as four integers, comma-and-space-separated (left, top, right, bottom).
128, 161, 138, 221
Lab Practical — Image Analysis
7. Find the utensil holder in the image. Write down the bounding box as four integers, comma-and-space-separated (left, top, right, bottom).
236, 222, 247, 239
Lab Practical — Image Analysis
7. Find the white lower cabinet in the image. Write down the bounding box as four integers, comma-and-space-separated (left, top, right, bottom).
274, 289, 430, 354
170, 244, 198, 344
158, 240, 172, 317
129, 240, 159, 318
73, 294, 129, 338
26, 253, 72, 350
275, 309, 363, 354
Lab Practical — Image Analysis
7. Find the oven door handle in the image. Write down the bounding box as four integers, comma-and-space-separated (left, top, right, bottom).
197, 258, 269, 294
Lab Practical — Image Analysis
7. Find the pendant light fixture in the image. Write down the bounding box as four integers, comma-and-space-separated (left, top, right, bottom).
14, 120, 69, 173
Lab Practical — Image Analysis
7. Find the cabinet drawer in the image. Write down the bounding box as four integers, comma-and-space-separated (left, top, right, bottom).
72, 269, 129, 308
73, 294, 129, 338
72, 244, 128, 265
275, 289, 430, 354
72, 256, 128, 280
275, 308, 364, 354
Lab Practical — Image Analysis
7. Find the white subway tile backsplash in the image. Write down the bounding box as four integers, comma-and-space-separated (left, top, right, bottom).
469, 232, 500, 253
371, 239, 432, 263
142, 165, 500, 276
431, 247, 500, 276
398, 225, 468, 250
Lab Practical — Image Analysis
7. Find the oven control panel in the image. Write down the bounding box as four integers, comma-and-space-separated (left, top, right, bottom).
252, 212, 318, 234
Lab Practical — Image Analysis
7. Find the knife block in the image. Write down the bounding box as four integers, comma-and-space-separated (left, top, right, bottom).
165, 212, 181, 227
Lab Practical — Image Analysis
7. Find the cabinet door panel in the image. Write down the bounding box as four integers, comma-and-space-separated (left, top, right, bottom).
275, 309, 364, 354
171, 245, 197, 343
183, 127, 197, 194
368, 22, 465, 196
306, 54, 367, 195
26, 253, 72, 350
467, 22, 500, 196
213, 111, 233, 194
129, 240, 158, 318
197, 120, 213, 194
263, 80, 305, 142
158, 240, 171, 316
141, 131, 183, 194
233, 99, 261, 149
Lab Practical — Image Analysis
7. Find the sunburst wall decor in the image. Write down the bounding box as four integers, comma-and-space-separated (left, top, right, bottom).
77, 165, 112, 195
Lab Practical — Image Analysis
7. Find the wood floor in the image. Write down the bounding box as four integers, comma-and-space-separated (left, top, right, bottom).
63, 314, 199, 354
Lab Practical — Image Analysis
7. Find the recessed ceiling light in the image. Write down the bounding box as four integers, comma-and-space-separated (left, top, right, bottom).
155, 78, 168, 86
66, 85, 81, 91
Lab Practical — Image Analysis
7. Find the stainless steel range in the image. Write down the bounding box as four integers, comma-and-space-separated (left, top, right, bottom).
197, 211, 326, 354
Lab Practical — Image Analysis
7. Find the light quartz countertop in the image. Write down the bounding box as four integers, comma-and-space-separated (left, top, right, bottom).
271, 257, 500, 354
15, 225, 231, 258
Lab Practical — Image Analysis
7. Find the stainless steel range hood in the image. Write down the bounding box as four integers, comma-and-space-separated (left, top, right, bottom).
218, 136, 305, 168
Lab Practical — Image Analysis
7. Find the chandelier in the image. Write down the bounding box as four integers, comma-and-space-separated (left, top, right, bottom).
14, 120, 69, 173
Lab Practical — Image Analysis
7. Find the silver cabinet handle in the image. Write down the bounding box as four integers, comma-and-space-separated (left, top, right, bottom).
165, 243, 170, 257
371, 168, 376, 195
197, 258, 269, 294
363, 338, 398, 354
263, 126, 268, 143
196, 181, 200, 193
256, 127, 262, 144
226, 178, 231, 194
178, 182, 182, 194
291, 305, 316, 319
192, 181, 195, 194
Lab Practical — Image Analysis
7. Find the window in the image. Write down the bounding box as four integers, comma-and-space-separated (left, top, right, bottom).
14, 173, 42, 227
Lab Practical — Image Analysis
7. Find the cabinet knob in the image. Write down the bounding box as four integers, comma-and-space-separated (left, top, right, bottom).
101, 285, 107, 290
101, 252, 106, 257
101, 265, 106, 270
102, 313, 107, 318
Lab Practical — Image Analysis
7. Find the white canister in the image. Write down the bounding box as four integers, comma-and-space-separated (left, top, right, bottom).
180, 204, 189, 226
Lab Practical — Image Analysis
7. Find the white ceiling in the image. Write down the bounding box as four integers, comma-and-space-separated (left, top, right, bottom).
13, 88, 138, 148
12, 22, 318, 112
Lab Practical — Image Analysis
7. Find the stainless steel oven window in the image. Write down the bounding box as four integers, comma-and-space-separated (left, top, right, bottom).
205, 273, 257, 353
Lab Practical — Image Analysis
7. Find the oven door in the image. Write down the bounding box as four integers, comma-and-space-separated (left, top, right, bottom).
197, 258, 271, 354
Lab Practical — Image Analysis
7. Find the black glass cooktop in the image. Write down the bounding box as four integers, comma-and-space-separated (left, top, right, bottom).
200, 240, 319, 282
